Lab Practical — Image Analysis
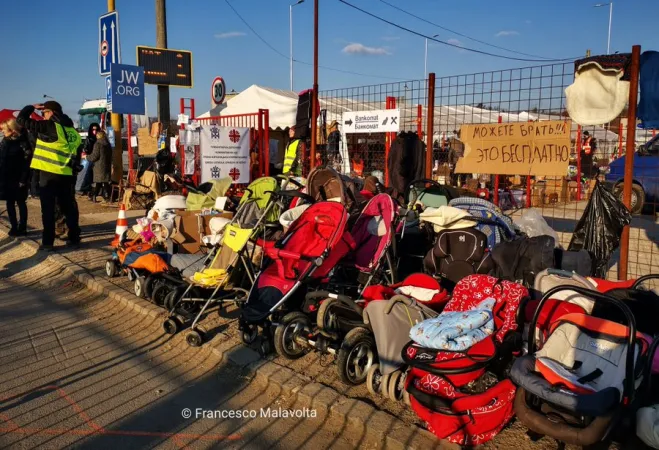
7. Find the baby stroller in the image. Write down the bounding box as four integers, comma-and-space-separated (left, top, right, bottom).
305, 167, 364, 212
272, 193, 397, 384
394, 179, 457, 279
511, 285, 653, 448
160, 177, 281, 344
448, 197, 516, 250
362, 273, 450, 402
238, 201, 352, 356
401, 274, 529, 446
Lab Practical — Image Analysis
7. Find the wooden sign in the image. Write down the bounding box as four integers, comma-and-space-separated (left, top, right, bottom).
455, 120, 572, 176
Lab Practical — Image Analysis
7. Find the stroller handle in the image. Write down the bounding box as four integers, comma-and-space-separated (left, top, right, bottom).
633, 274, 659, 290
530, 285, 639, 403
266, 190, 316, 205
276, 174, 304, 189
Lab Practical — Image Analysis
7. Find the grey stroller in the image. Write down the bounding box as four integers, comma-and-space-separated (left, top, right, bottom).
362, 273, 449, 404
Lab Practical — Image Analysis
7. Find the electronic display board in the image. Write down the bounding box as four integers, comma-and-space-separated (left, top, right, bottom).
136, 46, 193, 87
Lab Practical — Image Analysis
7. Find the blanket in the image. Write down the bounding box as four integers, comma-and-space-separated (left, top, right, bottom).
410, 298, 495, 351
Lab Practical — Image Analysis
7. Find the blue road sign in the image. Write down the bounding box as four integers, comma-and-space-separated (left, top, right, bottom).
106, 76, 112, 111
99, 11, 121, 76
109, 64, 145, 115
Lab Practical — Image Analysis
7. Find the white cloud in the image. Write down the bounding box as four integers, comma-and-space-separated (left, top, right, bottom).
447, 38, 464, 47
214, 31, 246, 39
495, 30, 519, 37
342, 43, 390, 56
381, 36, 400, 41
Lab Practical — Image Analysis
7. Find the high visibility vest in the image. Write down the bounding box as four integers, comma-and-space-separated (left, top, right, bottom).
583, 137, 593, 155
283, 139, 301, 175
31, 123, 81, 176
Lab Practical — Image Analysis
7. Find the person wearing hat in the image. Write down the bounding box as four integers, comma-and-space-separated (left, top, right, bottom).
580, 130, 598, 179
17, 101, 81, 251
283, 125, 305, 176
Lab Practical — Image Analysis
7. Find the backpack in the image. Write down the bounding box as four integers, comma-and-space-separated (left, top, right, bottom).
490, 235, 555, 287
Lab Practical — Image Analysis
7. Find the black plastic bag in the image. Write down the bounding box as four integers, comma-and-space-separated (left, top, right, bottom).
567, 181, 632, 278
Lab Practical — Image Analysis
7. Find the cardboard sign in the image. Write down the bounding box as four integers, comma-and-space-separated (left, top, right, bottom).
455, 120, 572, 176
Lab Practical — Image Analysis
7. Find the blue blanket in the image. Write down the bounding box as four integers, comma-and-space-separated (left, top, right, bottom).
410, 298, 495, 351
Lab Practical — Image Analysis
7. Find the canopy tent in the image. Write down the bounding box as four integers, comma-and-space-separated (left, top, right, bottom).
198, 85, 299, 130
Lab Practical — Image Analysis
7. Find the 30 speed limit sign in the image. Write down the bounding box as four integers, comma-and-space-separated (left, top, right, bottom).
211, 77, 226, 105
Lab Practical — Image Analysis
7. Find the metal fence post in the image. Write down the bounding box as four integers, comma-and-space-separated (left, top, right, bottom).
426, 73, 436, 179
385, 96, 396, 187
417, 104, 423, 136
493, 115, 502, 204
619, 44, 642, 281
263, 109, 270, 176
576, 125, 582, 201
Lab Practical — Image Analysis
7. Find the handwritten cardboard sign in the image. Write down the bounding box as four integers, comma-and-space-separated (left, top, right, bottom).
455, 120, 572, 176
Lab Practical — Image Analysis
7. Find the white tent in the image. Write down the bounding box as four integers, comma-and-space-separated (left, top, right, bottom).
198, 85, 300, 129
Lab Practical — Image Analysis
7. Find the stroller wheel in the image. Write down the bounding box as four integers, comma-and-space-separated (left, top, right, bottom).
366, 364, 383, 396
164, 287, 185, 311
241, 325, 258, 345
186, 330, 204, 347
387, 370, 407, 402
258, 338, 272, 358
105, 260, 117, 278
163, 317, 180, 335
151, 283, 171, 306
274, 312, 311, 360
143, 275, 157, 299
134, 277, 146, 298
402, 390, 411, 407
316, 298, 341, 332
337, 327, 376, 385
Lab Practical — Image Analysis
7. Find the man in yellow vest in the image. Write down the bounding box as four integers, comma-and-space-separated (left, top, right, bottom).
580, 130, 597, 179
283, 125, 305, 177
17, 101, 82, 251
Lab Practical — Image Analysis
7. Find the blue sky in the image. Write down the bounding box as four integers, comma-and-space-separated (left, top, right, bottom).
1, 0, 657, 120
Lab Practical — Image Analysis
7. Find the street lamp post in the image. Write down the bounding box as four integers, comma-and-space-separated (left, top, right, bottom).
594, 2, 613, 55
424, 34, 439, 79
290, 0, 305, 91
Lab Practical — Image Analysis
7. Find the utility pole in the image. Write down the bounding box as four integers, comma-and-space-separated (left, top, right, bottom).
310, 0, 318, 169
156, 0, 170, 124
108, 0, 123, 183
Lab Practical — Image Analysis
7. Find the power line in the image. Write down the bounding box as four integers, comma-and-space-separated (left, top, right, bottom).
223, 0, 410, 81
337, 0, 580, 62
378, 0, 555, 60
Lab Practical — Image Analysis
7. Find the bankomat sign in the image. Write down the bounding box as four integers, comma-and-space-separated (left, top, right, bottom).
107, 63, 145, 115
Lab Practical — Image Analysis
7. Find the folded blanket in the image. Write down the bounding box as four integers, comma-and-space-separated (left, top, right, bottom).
410, 298, 495, 351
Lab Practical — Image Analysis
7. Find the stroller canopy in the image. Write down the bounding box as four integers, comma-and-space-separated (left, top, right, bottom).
349, 193, 395, 272
306, 167, 362, 209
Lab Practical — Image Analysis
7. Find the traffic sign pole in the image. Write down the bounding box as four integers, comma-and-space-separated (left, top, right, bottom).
108, 0, 123, 184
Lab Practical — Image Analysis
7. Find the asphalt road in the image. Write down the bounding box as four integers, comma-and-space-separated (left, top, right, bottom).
0, 237, 366, 450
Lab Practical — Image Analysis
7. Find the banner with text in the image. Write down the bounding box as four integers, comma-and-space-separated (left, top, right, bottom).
455, 120, 572, 176
200, 125, 250, 183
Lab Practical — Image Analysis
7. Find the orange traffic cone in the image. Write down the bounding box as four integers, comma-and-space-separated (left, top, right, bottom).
111, 203, 128, 247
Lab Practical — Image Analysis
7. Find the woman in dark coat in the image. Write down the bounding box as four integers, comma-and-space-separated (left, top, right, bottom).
87, 130, 113, 202
0, 119, 32, 235
80, 122, 100, 197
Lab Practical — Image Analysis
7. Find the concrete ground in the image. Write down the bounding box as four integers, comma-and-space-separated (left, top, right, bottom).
0, 196, 653, 449
0, 238, 373, 450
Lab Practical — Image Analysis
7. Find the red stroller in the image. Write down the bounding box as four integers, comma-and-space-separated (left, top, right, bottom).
401, 274, 529, 446
238, 201, 352, 356
272, 193, 397, 384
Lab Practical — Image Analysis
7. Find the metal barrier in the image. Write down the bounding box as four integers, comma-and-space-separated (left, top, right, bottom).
318, 47, 658, 283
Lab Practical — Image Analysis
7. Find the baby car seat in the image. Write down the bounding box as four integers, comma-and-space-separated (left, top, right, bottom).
423, 228, 493, 290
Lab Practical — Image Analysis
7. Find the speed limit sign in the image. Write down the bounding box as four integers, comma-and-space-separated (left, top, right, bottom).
211, 77, 226, 105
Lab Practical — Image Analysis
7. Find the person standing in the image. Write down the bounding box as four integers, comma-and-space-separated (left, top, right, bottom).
87, 130, 112, 202
580, 131, 598, 179
283, 125, 304, 177
448, 130, 465, 186
327, 120, 342, 171
0, 119, 32, 236
79, 122, 100, 197
17, 101, 81, 251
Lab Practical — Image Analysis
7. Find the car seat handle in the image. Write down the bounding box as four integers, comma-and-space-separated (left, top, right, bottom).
385, 294, 415, 314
